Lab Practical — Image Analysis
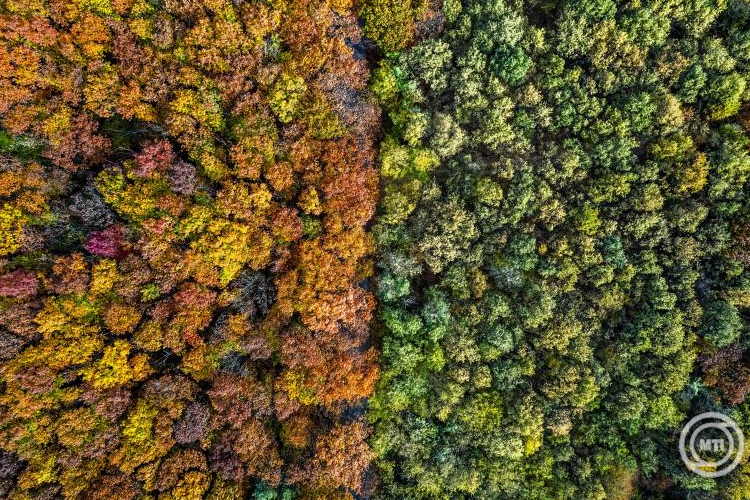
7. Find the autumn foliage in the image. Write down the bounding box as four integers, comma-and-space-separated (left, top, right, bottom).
0, 0, 379, 498
6, 0, 750, 499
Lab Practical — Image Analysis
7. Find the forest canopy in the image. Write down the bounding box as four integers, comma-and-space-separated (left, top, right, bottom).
0, 0, 378, 498
1, 0, 750, 499
369, 0, 750, 499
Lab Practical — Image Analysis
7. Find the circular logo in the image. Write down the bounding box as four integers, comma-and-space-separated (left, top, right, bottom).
679, 412, 745, 478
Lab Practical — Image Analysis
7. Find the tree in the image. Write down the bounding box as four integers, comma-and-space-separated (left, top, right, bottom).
0, 0, 380, 497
